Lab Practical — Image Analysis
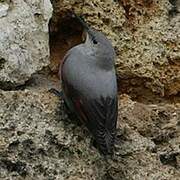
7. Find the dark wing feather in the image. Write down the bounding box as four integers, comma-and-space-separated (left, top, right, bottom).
62, 80, 118, 155
60, 50, 118, 155
84, 96, 118, 155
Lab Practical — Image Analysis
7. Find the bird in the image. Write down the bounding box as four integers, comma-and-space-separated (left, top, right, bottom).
54, 14, 118, 155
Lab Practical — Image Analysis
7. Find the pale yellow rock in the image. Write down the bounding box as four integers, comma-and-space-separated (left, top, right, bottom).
50, 0, 180, 96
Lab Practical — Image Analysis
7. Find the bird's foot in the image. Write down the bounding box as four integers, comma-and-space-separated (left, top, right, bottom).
89, 138, 98, 151
48, 88, 63, 98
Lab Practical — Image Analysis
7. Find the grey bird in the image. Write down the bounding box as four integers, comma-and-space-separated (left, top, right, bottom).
60, 14, 118, 155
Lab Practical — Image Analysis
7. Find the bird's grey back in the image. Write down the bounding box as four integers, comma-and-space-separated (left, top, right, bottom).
62, 45, 117, 99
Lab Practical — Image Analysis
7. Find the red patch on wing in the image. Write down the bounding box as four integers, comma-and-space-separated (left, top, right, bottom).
74, 99, 88, 123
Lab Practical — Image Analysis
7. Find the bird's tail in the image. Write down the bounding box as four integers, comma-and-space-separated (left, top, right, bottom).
95, 130, 116, 156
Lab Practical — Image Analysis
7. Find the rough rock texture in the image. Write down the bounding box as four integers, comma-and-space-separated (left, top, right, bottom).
0, 0, 52, 89
0, 91, 180, 179
0, 0, 180, 179
49, 0, 180, 96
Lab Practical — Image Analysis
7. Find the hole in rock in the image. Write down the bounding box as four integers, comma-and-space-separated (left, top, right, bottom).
0, 58, 6, 70
49, 14, 84, 75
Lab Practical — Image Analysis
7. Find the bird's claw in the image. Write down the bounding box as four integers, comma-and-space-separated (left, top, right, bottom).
48, 88, 63, 98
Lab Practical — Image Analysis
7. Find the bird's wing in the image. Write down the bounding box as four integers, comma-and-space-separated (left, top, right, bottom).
61, 47, 118, 154
62, 80, 118, 155
82, 95, 118, 155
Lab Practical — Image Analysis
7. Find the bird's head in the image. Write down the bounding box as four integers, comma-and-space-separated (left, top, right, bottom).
85, 29, 115, 59
72, 13, 116, 69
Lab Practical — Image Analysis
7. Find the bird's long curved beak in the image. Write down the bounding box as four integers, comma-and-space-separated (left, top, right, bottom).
72, 13, 90, 31
72, 13, 96, 43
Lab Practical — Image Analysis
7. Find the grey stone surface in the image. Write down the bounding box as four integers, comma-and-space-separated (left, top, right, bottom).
0, 3, 9, 18
0, 0, 52, 88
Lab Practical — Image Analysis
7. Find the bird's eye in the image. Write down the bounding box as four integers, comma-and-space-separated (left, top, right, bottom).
93, 39, 98, 44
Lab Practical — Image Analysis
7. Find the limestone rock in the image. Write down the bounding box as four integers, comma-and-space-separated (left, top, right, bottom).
0, 0, 52, 89
49, 0, 180, 96
0, 3, 9, 18
0, 90, 179, 179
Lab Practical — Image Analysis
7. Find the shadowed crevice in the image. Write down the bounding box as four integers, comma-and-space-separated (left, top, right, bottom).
49, 12, 84, 73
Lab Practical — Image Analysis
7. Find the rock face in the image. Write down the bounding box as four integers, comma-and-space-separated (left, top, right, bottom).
49, 0, 180, 96
0, 0, 52, 89
0, 0, 180, 179
0, 91, 180, 179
